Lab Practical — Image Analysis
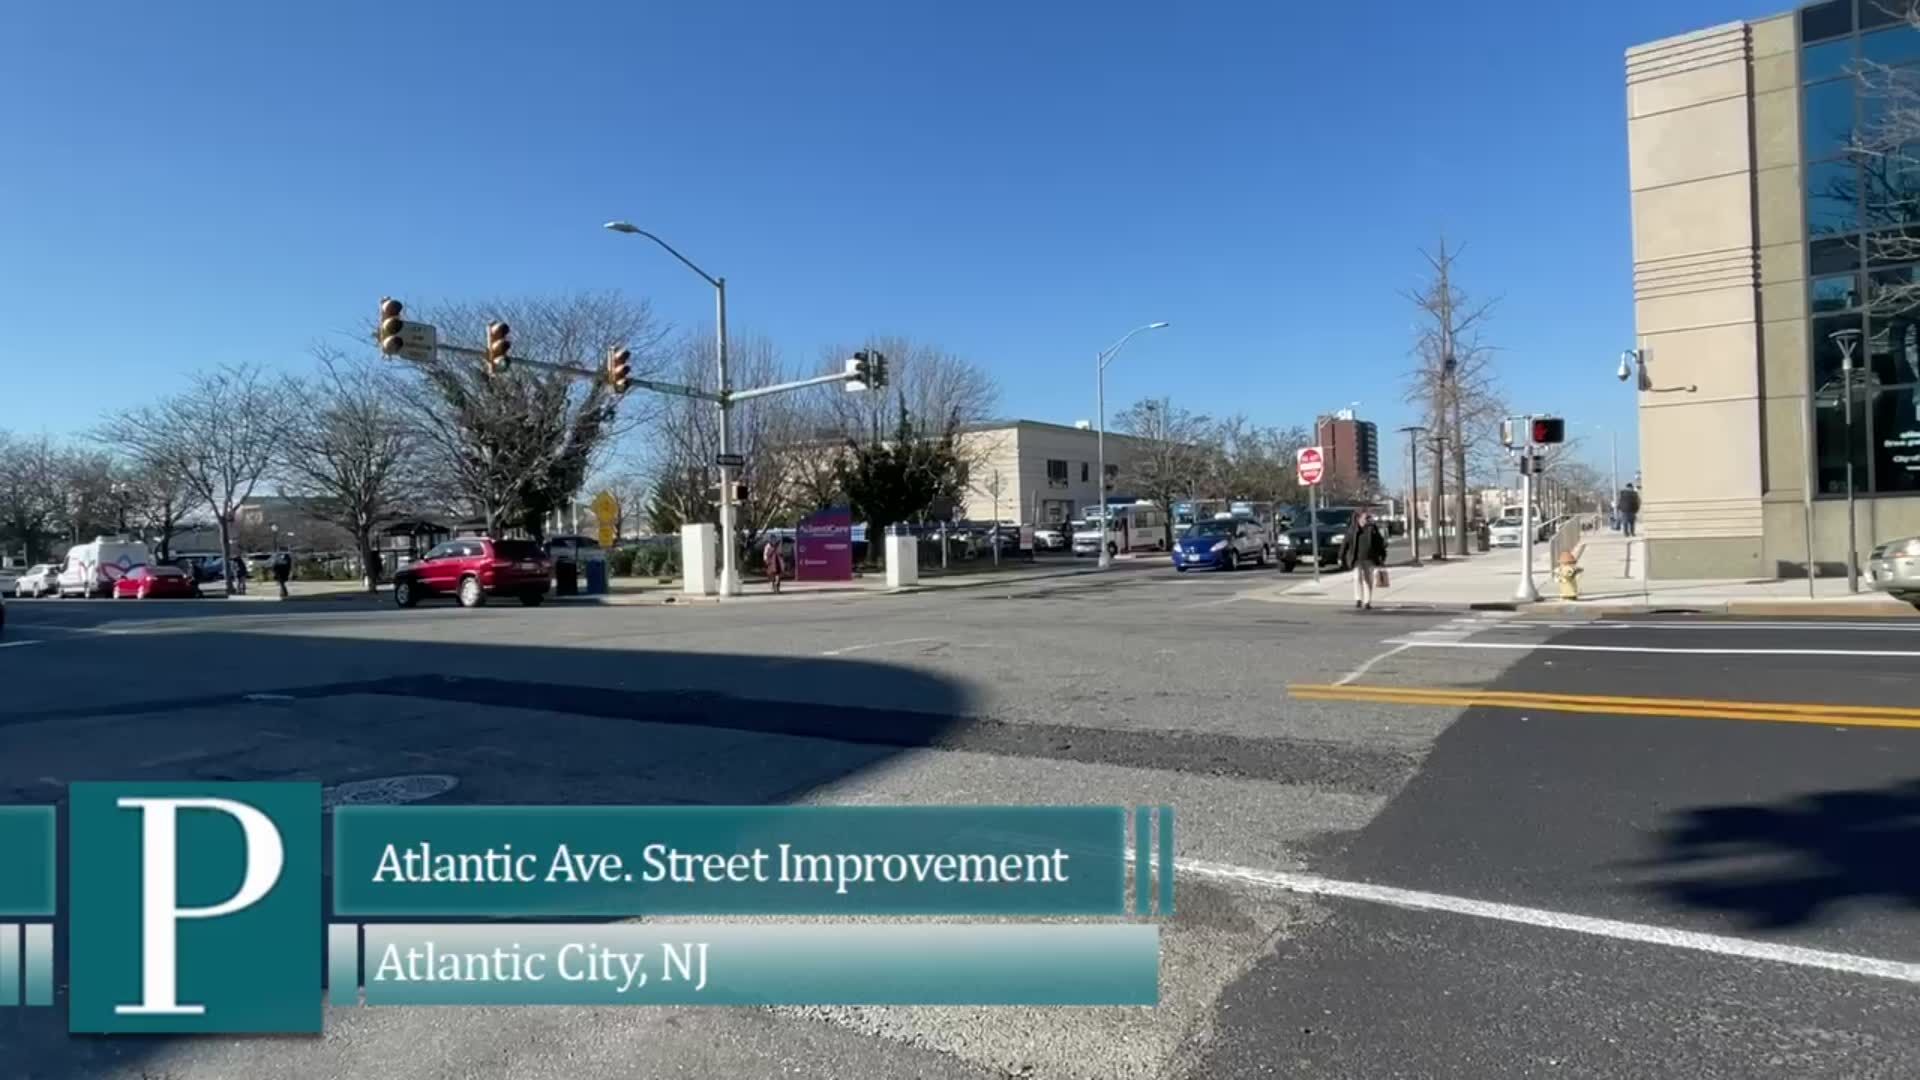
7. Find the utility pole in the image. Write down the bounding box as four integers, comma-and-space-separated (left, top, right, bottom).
1429, 432, 1450, 561
1398, 425, 1427, 567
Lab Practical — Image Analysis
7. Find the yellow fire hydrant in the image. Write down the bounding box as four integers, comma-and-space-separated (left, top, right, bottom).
1553, 550, 1582, 600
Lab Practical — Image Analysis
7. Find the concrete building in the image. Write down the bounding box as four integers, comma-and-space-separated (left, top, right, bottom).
1627, 1, 1920, 579
953, 420, 1154, 525
1314, 410, 1380, 491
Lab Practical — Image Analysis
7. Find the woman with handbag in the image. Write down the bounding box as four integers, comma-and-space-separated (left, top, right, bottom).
1344, 511, 1389, 611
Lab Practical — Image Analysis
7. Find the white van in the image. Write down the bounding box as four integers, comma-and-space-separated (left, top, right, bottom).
58, 537, 152, 598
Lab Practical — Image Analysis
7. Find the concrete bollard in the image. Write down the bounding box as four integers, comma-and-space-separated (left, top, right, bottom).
681, 524, 717, 596
885, 527, 919, 590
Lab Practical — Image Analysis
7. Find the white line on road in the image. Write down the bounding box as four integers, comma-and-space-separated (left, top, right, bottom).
1334, 643, 1411, 686
1173, 857, 1920, 985
1390, 640, 1920, 659
0, 639, 44, 649
820, 637, 944, 657
243, 693, 296, 702
1498, 620, 1920, 633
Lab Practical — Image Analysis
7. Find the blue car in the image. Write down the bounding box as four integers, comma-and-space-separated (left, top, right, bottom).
1171, 518, 1271, 572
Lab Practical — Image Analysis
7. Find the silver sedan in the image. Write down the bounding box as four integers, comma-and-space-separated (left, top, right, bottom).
1867, 534, 1920, 600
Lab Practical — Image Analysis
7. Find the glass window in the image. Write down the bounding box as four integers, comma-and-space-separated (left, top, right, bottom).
1814, 378, 1872, 494
1814, 272, 1863, 311
1802, 0, 1854, 43
1805, 79, 1857, 161
1812, 234, 1864, 275
1863, 225, 1920, 265
1803, 37, 1856, 82
1809, 159, 1860, 234
1863, 0, 1909, 31
1874, 385, 1920, 492
1861, 145, 1920, 227
1872, 310, 1920, 384
1814, 311, 1869, 388
1080, 462, 1089, 482
1862, 23, 1920, 66
1046, 458, 1067, 482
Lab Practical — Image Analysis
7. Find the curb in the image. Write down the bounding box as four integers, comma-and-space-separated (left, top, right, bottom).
1522, 598, 1918, 618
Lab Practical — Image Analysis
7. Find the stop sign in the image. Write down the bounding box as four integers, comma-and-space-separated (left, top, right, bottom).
1297, 445, 1326, 486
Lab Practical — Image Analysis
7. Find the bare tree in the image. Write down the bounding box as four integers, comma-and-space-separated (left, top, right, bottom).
815, 336, 997, 448
1404, 240, 1506, 552
1209, 417, 1313, 507
0, 432, 65, 562
390, 292, 666, 538
120, 451, 196, 560
279, 349, 424, 592
645, 332, 824, 560
103, 364, 295, 593
1114, 397, 1214, 548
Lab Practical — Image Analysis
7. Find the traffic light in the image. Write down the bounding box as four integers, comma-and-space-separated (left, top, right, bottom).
1530, 417, 1566, 445
378, 298, 406, 356
846, 350, 873, 390
1500, 417, 1518, 449
732, 482, 748, 503
869, 350, 888, 389
485, 321, 512, 376
606, 346, 632, 393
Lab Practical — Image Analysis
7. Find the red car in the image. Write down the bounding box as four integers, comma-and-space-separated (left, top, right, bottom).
113, 564, 200, 600
391, 537, 551, 608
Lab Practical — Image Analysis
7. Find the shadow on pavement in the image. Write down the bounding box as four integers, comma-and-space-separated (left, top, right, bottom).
1630, 778, 1920, 931
2, 633, 976, 1080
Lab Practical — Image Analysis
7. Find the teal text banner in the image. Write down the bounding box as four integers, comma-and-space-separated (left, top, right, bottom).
357, 923, 1158, 1006
0, 807, 55, 916
334, 806, 1127, 917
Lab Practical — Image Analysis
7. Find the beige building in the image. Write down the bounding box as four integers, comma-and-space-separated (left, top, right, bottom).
1627, 1, 1920, 579
954, 420, 1153, 525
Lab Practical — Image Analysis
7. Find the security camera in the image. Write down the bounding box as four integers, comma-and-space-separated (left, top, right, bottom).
1616, 351, 1636, 383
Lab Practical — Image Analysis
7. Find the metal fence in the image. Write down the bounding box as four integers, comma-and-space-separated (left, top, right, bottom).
1548, 515, 1592, 565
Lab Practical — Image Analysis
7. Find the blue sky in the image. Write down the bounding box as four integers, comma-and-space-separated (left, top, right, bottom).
0, 0, 1765, 485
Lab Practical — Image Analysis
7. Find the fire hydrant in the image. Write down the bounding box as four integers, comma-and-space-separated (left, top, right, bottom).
1553, 550, 1582, 600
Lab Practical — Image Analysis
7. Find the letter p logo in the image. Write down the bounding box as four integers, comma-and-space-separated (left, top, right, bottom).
69, 783, 319, 1033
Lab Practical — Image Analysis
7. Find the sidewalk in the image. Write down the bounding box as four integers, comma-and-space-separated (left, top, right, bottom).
633, 556, 1147, 605
1268, 532, 1916, 616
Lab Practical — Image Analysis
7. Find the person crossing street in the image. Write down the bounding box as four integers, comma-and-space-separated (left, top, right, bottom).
1340, 510, 1390, 611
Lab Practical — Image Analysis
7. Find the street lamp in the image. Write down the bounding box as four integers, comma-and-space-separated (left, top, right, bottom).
604, 220, 741, 597
1831, 326, 1863, 593
1095, 322, 1170, 569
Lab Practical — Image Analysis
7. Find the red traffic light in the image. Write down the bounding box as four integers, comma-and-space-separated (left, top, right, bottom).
1530, 417, 1565, 445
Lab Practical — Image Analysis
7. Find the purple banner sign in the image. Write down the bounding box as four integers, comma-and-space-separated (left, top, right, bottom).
796, 506, 853, 581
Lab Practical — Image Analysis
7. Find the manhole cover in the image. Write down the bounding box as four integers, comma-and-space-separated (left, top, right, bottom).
321, 774, 458, 809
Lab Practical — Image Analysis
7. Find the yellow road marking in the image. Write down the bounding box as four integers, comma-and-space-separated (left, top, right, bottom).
1287, 684, 1920, 731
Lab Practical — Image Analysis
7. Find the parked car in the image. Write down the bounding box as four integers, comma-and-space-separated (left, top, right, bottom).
1868, 533, 1920, 602
1033, 525, 1071, 552
1172, 517, 1272, 572
392, 537, 552, 608
112, 564, 200, 600
12, 564, 60, 598
57, 538, 152, 598
1488, 516, 1526, 548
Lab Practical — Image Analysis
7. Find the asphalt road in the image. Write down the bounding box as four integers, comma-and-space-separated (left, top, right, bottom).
3, 572, 1919, 1078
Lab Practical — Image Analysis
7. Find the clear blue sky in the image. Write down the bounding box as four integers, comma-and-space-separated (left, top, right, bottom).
0, 0, 1766, 486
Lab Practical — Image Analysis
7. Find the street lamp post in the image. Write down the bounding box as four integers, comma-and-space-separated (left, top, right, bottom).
1397, 425, 1427, 567
1832, 327, 1862, 593
1095, 322, 1170, 570
605, 221, 740, 597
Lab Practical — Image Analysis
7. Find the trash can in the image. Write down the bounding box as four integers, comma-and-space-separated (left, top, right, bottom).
584, 558, 608, 595
1476, 525, 1491, 553
554, 558, 579, 597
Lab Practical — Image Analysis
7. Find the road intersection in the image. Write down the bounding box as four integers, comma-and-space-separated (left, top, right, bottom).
3, 569, 1918, 1078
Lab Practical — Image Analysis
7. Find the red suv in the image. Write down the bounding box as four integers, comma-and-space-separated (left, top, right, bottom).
392, 537, 552, 608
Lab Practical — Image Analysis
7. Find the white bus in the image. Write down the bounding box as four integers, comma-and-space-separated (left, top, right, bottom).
1072, 502, 1171, 557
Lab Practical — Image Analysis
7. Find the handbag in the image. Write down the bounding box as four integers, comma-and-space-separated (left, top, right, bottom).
1376, 568, 1390, 587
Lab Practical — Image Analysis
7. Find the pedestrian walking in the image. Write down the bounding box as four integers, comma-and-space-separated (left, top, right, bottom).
272, 549, 292, 599
763, 535, 785, 594
1341, 510, 1390, 611
1618, 483, 1641, 538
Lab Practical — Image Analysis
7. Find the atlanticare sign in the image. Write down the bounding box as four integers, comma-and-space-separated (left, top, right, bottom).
0, 788, 1174, 1032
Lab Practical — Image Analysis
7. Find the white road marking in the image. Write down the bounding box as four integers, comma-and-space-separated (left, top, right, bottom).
1334, 643, 1411, 687
1173, 857, 1920, 985
243, 693, 296, 702
0, 639, 44, 649
1499, 620, 1920, 633
820, 637, 944, 657
1390, 640, 1920, 659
